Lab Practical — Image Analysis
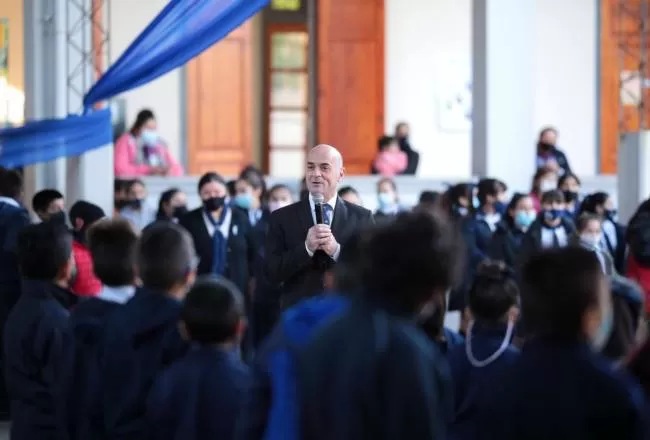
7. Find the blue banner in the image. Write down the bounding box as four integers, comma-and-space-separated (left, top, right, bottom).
83, 0, 269, 110
0, 109, 112, 167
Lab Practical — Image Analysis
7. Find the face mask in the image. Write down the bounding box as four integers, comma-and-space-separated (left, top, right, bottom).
472, 196, 480, 209
269, 200, 291, 213
515, 210, 536, 229
234, 193, 253, 210
129, 199, 144, 210
494, 200, 507, 214
581, 234, 601, 249
172, 205, 188, 218
48, 210, 67, 225
466, 319, 515, 367
563, 190, 579, 203
591, 301, 613, 351
115, 199, 128, 211
540, 180, 557, 192
378, 192, 396, 208
203, 196, 226, 212
456, 206, 469, 216
542, 209, 562, 223
605, 209, 618, 221
538, 141, 555, 152
140, 129, 159, 147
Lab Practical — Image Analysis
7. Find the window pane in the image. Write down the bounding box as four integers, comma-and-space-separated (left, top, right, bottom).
271, 32, 307, 69
270, 110, 307, 147
271, 72, 307, 108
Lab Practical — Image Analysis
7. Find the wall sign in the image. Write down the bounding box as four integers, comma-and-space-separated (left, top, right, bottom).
271, 0, 301, 11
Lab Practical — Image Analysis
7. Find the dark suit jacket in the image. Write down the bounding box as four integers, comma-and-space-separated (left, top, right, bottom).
265, 197, 373, 307
179, 207, 255, 296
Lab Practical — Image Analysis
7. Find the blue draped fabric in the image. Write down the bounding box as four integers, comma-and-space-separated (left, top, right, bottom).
0, 0, 268, 167
83, 0, 270, 110
0, 109, 112, 167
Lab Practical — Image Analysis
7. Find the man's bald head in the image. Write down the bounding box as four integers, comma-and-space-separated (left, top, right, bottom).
305, 144, 345, 201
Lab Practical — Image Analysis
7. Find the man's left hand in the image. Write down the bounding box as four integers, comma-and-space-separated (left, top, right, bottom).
319, 234, 339, 257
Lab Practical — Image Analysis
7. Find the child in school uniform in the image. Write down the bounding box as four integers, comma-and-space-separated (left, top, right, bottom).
96, 222, 197, 439
447, 261, 520, 440
4, 222, 76, 440
68, 219, 138, 440
146, 277, 251, 440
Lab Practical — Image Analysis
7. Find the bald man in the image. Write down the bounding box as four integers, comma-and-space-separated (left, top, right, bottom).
265, 145, 373, 307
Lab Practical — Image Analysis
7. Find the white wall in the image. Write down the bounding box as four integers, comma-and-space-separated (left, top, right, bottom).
385, 0, 598, 179
110, 0, 182, 163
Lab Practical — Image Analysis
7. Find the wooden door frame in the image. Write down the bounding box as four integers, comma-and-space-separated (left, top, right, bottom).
262, 22, 309, 174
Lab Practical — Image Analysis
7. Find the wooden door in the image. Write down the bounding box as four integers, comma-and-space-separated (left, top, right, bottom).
317, 0, 384, 175
186, 23, 254, 176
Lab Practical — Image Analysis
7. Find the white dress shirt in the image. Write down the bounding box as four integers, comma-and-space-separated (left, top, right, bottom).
305, 194, 341, 261
202, 207, 233, 239
97, 285, 136, 305
0, 196, 19, 207
541, 226, 568, 249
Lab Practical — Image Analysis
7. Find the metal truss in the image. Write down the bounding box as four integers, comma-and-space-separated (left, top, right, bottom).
66, 0, 111, 113
613, 0, 650, 134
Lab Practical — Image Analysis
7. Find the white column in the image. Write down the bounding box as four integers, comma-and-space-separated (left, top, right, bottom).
617, 132, 650, 223
472, 0, 535, 193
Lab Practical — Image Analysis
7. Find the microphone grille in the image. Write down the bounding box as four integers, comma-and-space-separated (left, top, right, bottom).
312, 193, 324, 204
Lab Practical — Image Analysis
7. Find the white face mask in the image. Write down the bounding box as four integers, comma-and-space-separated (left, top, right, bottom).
540, 179, 557, 192
268, 200, 291, 213
580, 234, 601, 249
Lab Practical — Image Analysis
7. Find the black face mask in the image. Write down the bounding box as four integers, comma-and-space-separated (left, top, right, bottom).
563, 190, 578, 203
173, 205, 188, 218
203, 197, 226, 212
538, 141, 555, 153
115, 199, 129, 211
48, 211, 67, 225
129, 199, 144, 209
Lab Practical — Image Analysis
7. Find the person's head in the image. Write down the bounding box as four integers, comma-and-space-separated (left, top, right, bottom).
324, 232, 367, 293
198, 172, 228, 213
521, 247, 612, 350
468, 260, 519, 325
17, 222, 74, 286
87, 218, 138, 287
234, 173, 264, 211
32, 189, 65, 223
395, 122, 409, 139
580, 192, 616, 220
538, 126, 558, 147
377, 178, 398, 209
130, 109, 158, 146
226, 180, 237, 198
445, 183, 476, 216
306, 144, 344, 201
418, 190, 440, 206
508, 193, 536, 231
157, 188, 187, 220
137, 222, 197, 299
378, 135, 399, 153
180, 277, 246, 347
125, 179, 147, 210
558, 172, 581, 205
477, 178, 507, 211
114, 179, 130, 210
68, 201, 105, 240
338, 186, 361, 206
576, 213, 602, 249
362, 209, 463, 319
267, 184, 293, 213
0, 167, 23, 202
531, 168, 558, 195
239, 165, 267, 199
540, 190, 565, 227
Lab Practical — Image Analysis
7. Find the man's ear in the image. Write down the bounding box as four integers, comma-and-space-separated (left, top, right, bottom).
178, 321, 190, 342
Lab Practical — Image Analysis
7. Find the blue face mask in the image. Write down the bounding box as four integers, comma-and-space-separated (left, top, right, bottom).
472, 196, 480, 209
140, 129, 159, 147
234, 193, 253, 210
378, 192, 396, 209
494, 201, 507, 214
542, 209, 563, 223
515, 211, 536, 229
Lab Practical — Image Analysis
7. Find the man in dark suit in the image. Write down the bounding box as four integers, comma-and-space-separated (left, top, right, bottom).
0, 168, 30, 420
265, 144, 373, 307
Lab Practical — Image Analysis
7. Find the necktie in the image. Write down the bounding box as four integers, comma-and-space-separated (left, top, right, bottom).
323, 204, 333, 226
551, 230, 560, 248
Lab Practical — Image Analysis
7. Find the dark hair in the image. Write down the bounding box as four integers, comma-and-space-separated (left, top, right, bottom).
127, 179, 145, 192
69, 201, 105, 228
137, 222, 196, 291
469, 261, 519, 322
114, 179, 130, 194
377, 135, 395, 151
32, 189, 64, 213
477, 178, 507, 205
87, 219, 138, 286
226, 180, 237, 197
443, 183, 475, 215
197, 172, 226, 194
268, 184, 291, 197
538, 126, 558, 140
558, 172, 581, 189
181, 277, 244, 344
576, 213, 601, 233
0, 168, 23, 199
17, 222, 72, 280
521, 247, 603, 338
338, 186, 359, 199
331, 232, 367, 293
157, 188, 181, 219
579, 192, 609, 216
419, 190, 440, 205
239, 165, 267, 201
531, 167, 556, 195
377, 177, 397, 194
541, 189, 565, 205
130, 109, 155, 135
363, 210, 463, 316
505, 193, 530, 226
395, 122, 409, 132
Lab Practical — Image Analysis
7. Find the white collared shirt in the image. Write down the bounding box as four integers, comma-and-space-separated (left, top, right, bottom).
203, 208, 232, 239
0, 196, 19, 207
97, 285, 136, 305
305, 194, 341, 260
541, 226, 568, 249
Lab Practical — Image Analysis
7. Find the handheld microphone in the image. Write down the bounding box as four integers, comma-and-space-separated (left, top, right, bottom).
312, 193, 325, 224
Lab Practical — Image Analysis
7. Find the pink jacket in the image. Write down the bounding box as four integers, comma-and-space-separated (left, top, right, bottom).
114, 133, 184, 178
373, 150, 408, 177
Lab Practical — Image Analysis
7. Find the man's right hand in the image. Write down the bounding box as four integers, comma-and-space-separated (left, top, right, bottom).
306, 225, 332, 253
